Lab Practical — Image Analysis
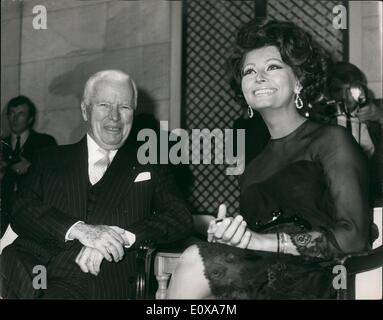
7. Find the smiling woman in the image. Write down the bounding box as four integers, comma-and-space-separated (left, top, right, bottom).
241, 46, 298, 112
166, 20, 370, 299
229, 20, 328, 124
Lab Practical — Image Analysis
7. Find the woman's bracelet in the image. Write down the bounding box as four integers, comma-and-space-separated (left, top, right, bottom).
279, 232, 288, 254
276, 232, 288, 254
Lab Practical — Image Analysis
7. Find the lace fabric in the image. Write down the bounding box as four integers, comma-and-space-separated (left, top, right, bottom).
197, 242, 335, 299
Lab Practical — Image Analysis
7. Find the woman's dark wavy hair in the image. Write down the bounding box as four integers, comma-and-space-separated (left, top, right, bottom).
227, 20, 329, 110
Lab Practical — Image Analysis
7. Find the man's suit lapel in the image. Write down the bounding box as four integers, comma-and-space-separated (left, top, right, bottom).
61, 137, 89, 220
4, 135, 11, 146
2, 136, 12, 159
21, 130, 35, 155
3, 131, 37, 151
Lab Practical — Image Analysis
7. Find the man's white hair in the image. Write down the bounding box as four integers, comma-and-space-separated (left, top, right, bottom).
82, 70, 138, 108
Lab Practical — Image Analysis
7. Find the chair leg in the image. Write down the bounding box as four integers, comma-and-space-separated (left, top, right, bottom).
346, 275, 356, 300
337, 289, 347, 300
156, 274, 171, 299
136, 249, 146, 299
337, 274, 356, 300
135, 243, 155, 299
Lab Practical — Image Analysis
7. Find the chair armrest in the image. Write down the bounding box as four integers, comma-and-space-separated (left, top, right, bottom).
134, 237, 204, 299
135, 241, 156, 299
339, 245, 383, 275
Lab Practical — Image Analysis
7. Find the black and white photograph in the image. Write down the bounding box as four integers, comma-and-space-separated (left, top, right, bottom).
0, 0, 382, 306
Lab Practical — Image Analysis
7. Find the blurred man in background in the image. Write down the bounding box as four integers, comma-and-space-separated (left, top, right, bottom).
311, 62, 382, 205
1, 95, 56, 237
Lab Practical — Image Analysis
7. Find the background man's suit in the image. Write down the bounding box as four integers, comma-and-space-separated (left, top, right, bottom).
2, 129, 57, 163
1, 137, 193, 299
1, 130, 56, 237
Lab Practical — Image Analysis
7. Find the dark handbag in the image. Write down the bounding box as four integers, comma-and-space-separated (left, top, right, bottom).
253, 210, 312, 234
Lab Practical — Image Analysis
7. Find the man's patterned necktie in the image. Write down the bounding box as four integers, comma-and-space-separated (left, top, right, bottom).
90, 148, 110, 185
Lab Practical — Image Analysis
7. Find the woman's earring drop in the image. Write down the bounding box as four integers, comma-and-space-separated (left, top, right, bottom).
248, 105, 254, 118
295, 93, 303, 109
294, 86, 304, 109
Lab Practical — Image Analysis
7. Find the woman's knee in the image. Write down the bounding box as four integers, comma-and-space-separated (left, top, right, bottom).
178, 244, 202, 268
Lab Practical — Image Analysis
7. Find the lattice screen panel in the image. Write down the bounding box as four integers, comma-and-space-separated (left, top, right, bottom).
183, 0, 346, 215
267, 0, 345, 61
184, 0, 255, 215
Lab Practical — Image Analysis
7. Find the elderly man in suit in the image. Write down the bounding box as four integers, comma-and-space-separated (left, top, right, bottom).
0, 70, 193, 299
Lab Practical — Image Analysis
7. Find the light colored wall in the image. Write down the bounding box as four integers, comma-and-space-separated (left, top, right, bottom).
1, 0, 22, 135
349, 1, 383, 99
1, 0, 176, 144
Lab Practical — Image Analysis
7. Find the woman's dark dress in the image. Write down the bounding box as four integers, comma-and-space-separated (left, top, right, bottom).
197, 120, 370, 299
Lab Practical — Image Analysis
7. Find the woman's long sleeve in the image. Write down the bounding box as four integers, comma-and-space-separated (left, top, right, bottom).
318, 126, 370, 254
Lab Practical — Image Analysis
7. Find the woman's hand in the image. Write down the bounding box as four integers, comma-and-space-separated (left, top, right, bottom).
207, 204, 252, 249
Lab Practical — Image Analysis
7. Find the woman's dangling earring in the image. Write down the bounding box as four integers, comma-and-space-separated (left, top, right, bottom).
294, 87, 304, 109
248, 105, 254, 118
